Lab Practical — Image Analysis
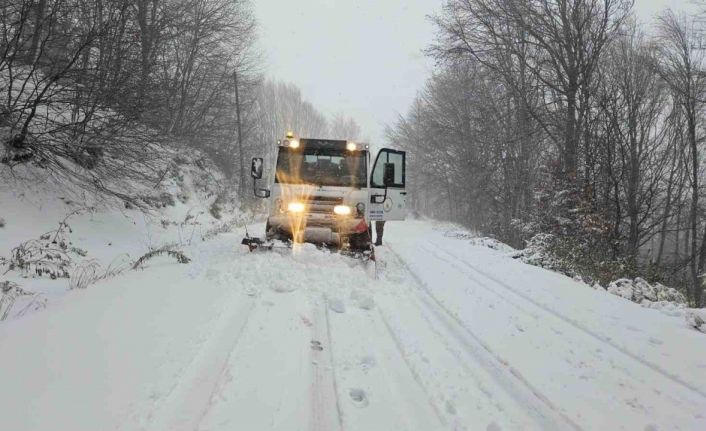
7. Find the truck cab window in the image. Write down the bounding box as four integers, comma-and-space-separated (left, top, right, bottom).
276, 147, 367, 188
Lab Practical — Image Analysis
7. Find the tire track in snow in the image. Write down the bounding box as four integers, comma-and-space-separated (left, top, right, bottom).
310, 294, 344, 431
146, 294, 256, 431
424, 240, 706, 402
385, 246, 584, 431
374, 307, 449, 428
325, 282, 448, 430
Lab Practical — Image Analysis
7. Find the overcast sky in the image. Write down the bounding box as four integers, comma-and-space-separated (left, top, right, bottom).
254, 0, 694, 144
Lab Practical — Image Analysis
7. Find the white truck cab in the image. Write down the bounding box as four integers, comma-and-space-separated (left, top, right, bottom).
246, 134, 407, 253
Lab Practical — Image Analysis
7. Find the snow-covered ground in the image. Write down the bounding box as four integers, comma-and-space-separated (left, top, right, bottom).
1, 220, 705, 430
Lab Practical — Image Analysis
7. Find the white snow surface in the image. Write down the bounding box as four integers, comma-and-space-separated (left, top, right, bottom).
1, 220, 706, 430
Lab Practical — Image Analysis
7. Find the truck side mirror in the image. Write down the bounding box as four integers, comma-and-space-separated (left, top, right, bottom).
251, 157, 263, 179
383, 163, 395, 187
254, 188, 270, 198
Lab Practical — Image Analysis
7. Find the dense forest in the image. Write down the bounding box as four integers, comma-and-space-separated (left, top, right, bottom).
388, 0, 706, 306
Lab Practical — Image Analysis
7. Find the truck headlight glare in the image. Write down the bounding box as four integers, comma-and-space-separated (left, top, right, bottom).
288, 201, 305, 213
288, 139, 300, 149
333, 205, 352, 216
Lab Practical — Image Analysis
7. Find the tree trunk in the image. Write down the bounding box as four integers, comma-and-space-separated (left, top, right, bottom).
688, 112, 701, 306
656, 145, 678, 266
136, 0, 155, 102
234, 71, 245, 195
27, 0, 47, 63
626, 118, 640, 263
565, 87, 578, 178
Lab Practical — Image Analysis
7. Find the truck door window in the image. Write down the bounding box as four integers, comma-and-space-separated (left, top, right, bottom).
372, 150, 405, 188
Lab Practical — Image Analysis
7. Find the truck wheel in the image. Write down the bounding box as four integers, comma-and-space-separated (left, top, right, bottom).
348, 232, 371, 251
265, 221, 273, 240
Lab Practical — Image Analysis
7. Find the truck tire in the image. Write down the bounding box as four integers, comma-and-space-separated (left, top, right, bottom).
348, 232, 371, 252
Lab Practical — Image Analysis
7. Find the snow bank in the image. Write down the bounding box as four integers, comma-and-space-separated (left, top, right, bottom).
685, 309, 706, 331
509, 233, 565, 273
440, 226, 705, 331
603, 278, 706, 330
607, 278, 686, 304
438, 225, 516, 253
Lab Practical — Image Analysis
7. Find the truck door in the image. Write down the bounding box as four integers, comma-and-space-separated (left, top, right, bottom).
369, 149, 407, 221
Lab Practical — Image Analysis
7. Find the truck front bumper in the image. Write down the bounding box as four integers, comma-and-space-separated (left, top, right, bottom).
266, 214, 369, 246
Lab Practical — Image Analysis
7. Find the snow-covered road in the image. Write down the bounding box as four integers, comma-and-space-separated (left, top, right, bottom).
1, 220, 705, 430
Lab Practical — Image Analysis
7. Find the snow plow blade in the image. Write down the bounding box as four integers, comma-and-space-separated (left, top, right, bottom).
241, 235, 375, 261
240, 236, 285, 252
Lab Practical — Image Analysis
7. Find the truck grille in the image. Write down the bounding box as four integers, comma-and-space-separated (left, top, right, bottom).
302, 195, 343, 214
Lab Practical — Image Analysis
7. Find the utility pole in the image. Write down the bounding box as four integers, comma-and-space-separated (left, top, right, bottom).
234, 70, 245, 196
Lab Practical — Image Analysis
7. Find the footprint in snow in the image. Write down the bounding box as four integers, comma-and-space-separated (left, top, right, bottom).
358, 296, 375, 310
310, 340, 323, 351
328, 298, 346, 313
445, 400, 457, 415
300, 315, 313, 327
360, 355, 376, 371
349, 388, 369, 408
648, 337, 663, 345
486, 422, 502, 431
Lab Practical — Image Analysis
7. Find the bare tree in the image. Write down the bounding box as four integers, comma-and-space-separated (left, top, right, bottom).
1, 0, 261, 205
596, 24, 667, 264
656, 11, 706, 305
433, 0, 632, 180
328, 113, 361, 140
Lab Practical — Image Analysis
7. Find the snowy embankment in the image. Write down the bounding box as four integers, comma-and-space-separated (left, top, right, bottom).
0, 154, 251, 320
442, 224, 705, 331
1, 220, 705, 430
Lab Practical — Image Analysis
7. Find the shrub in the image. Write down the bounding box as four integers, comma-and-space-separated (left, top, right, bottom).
138, 192, 176, 208
132, 246, 191, 270
0, 281, 31, 321
0, 211, 88, 280
512, 232, 628, 286
607, 278, 687, 305
4, 228, 73, 280
70, 256, 131, 289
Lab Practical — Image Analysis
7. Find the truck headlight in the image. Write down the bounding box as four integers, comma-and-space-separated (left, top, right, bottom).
288, 201, 305, 213
333, 205, 352, 216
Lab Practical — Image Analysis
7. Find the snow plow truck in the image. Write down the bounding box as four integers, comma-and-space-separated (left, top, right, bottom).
242, 132, 407, 259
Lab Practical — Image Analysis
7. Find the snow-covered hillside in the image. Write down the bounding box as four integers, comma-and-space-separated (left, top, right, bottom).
0, 220, 704, 430
0, 153, 252, 320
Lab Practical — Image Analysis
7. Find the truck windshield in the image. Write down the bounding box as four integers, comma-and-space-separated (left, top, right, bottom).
275, 147, 367, 188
